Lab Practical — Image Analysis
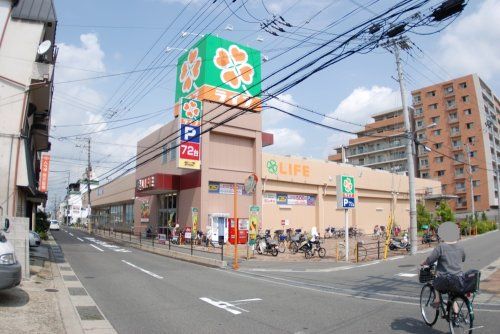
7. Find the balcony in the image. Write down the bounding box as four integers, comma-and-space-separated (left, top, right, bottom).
454, 173, 466, 180
456, 202, 467, 209
32, 62, 54, 82
450, 130, 461, 137
414, 111, 424, 118
455, 187, 467, 194
451, 144, 463, 151
347, 142, 405, 158
448, 117, 459, 124
454, 159, 465, 165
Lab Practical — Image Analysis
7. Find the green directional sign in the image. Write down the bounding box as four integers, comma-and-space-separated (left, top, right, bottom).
337, 175, 355, 209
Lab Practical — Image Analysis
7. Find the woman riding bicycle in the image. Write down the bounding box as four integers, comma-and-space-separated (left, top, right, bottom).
420, 222, 465, 309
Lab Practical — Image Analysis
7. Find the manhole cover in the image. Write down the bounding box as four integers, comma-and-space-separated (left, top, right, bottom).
45, 288, 58, 292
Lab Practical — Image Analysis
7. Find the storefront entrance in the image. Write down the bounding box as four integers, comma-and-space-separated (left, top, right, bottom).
159, 193, 177, 235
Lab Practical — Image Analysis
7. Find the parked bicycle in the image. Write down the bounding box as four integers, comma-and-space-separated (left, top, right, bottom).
419, 264, 481, 333
305, 240, 326, 259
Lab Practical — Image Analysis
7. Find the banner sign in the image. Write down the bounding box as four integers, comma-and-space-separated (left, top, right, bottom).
178, 97, 202, 170
337, 175, 356, 209
191, 207, 199, 235
138, 198, 150, 223
249, 205, 260, 245
271, 193, 316, 206
208, 182, 247, 195
39, 154, 50, 192
174, 35, 262, 116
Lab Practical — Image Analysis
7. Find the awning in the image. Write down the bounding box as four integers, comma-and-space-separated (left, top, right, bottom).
16, 138, 36, 196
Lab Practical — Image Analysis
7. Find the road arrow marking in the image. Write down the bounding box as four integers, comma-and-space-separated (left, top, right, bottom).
77, 237, 84, 242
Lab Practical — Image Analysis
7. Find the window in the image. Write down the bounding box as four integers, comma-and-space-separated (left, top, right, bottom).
125, 204, 134, 225
110, 205, 123, 224
433, 129, 441, 136
421, 172, 429, 178
470, 151, 477, 158
449, 112, 458, 121
471, 165, 478, 173
455, 167, 464, 175
459, 82, 467, 89
474, 195, 481, 202
444, 86, 454, 94
446, 98, 456, 108
413, 95, 421, 104
437, 170, 445, 176
466, 122, 474, 129
434, 156, 444, 163
431, 116, 440, 124
429, 103, 438, 110
434, 143, 442, 149
452, 139, 461, 148
454, 153, 464, 161
416, 120, 424, 127
415, 107, 423, 115
169, 141, 177, 161
451, 126, 460, 135
420, 159, 429, 167
455, 182, 466, 191
457, 197, 467, 206
462, 95, 470, 102
472, 180, 480, 187
427, 91, 436, 97
441, 184, 447, 192
464, 109, 472, 115
468, 136, 475, 144
161, 144, 168, 163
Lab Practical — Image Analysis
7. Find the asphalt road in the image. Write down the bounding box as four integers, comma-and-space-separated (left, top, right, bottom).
53, 227, 500, 334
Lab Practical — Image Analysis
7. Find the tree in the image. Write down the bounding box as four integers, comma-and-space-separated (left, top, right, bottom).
481, 211, 487, 222
435, 201, 455, 222
417, 203, 432, 230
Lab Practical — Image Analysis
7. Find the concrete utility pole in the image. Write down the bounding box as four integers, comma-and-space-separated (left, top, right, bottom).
385, 37, 418, 255
486, 119, 500, 228
86, 137, 93, 231
465, 144, 475, 218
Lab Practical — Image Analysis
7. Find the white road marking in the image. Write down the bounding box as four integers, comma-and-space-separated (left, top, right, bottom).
388, 255, 405, 261
199, 297, 260, 315
90, 244, 104, 252
480, 256, 500, 281
77, 237, 84, 242
121, 260, 163, 279
396, 273, 417, 278
84, 237, 131, 253
69, 233, 74, 236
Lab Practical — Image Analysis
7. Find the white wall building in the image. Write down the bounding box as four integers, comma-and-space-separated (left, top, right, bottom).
0, 0, 57, 227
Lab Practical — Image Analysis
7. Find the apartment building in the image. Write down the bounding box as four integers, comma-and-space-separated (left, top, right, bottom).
0, 0, 57, 226
412, 74, 500, 216
329, 107, 409, 173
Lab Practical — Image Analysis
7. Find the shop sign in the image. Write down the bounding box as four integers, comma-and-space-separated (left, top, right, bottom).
178, 97, 202, 170
158, 234, 166, 245
276, 193, 288, 205
174, 35, 262, 116
39, 154, 50, 193
337, 175, 356, 209
191, 207, 199, 235
136, 175, 156, 191
273, 193, 316, 206
287, 194, 308, 206
263, 193, 276, 204
266, 159, 310, 178
185, 227, 192, 240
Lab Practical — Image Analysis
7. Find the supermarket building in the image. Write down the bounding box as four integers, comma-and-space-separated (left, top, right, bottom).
89, 35, 441, 238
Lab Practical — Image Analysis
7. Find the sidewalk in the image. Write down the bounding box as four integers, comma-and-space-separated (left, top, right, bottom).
0, 244, 65, 334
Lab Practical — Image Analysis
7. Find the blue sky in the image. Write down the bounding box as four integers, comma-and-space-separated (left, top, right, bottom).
48, 0, 500, 198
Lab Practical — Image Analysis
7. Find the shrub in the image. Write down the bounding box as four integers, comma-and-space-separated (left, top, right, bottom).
38, 231, 48, 240
35, 211, 50, 234
480, 212, 487, 222
473, 221, 497, 234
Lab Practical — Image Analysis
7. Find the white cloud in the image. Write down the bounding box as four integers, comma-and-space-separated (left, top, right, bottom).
263, 93, 296, 126
437, 0, 500, 80
323, 85, 401, 155
264, 127, 304, 155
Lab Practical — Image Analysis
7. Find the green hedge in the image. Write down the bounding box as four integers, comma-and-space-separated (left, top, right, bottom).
474, 221, 497, 234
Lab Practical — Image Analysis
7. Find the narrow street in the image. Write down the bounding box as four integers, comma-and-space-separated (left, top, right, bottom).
52, 228, 499, 334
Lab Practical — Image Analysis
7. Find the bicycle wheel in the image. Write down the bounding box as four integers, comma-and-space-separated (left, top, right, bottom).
291, 242, 299, 254
271, 248, 279, 257
420, 284, 439, 326
448, 295, 473, 334
278, 241, 286, 253
357, 246, 367, 262
305, 249, 312, 259
318, 247, 326, 258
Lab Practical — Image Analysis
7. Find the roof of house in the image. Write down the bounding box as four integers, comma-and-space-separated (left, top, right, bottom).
11, 0, 57, 23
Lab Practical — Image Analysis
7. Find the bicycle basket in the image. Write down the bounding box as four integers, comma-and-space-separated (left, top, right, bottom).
462, 269, 481, 293
279, 234, 287, 241
419, 267, 435, 283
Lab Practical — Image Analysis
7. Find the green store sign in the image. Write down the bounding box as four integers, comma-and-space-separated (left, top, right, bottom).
174, 35, 262, 115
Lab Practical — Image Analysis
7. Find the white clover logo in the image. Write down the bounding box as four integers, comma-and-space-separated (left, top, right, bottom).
213, 45, 254, 90
179, 48, 202, 93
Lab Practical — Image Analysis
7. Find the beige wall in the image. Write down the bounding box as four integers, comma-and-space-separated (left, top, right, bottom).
91, 173, 135, 207
261, 153, 440, 233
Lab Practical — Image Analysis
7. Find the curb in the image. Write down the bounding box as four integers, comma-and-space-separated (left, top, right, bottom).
79, 228, 227, 269
48, 236, 117, 334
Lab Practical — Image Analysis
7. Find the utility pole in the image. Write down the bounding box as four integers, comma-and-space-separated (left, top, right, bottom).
486, 119, 500, 228
86, 137, 92, 231
465, 144, 475, 218
383, 37, 418, 255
